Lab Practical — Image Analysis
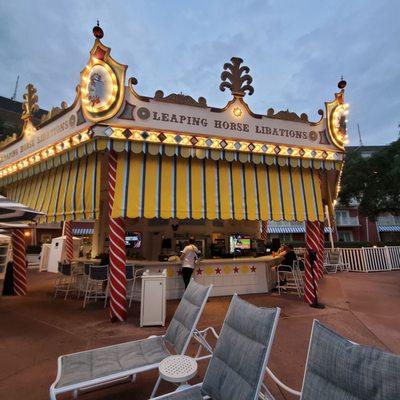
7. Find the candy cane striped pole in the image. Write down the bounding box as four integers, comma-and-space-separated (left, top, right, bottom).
304, 221, 321, 304
108, 150, 127, 322
260, 221, 268, 242
64, 221, 74, 262
317, 221, 325, 279
12, 229, 27, 296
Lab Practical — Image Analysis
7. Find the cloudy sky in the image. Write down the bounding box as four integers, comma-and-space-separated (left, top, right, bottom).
0, 0, 399, 145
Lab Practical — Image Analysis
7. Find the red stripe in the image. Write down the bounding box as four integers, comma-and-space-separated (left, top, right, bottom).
108, 150, 127, 322
12, 229, 27, 296
64, 221, 74, 262
260, 221, 268, 241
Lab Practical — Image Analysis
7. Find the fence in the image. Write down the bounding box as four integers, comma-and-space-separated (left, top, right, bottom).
295, 246, 400, 273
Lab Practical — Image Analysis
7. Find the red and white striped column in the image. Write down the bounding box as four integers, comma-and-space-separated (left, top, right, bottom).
260, 221, 268, 242
12, 229, 27, 296
304, 221, 324, 304
317, 221, 325, 279
64, 221, 74, 262
108, 150, 127, 322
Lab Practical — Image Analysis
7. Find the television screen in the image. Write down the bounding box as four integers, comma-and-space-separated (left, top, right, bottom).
125, 232, 141, 248
229, 235, 251, 253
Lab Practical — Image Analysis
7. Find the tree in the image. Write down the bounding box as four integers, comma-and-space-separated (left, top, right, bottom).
339, 139, 400, 218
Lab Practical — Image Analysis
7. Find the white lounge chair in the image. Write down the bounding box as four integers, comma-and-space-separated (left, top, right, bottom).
49, 280, 213, 399
151, 294, 281, 400
323, 250, 349, 274
266, 320, 400, 399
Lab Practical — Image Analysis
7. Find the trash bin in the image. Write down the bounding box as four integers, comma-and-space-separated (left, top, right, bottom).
140, 269, 167, 327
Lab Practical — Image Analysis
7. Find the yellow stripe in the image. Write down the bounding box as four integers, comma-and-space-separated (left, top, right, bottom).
55, 163, 70, 221
255, 164, 268, 220
280, 167, 295, 221
302, 168, 317, 221
143, 155, 159, 218
65, 161, 78, 220
113, 152, 126, 218
45, 167, 62, 222
219, 161, 231, 219
126, 153, 143, 218
312, 169, 324, 221
37, 170, 50, 214
231, 162, 244, 220
176, 157, 189, 219
74, 157, 85, 220
191, 158, 203, 219
291, 168, 306, 221
269, 166, 282, 220
160, 156, 173, 219
83, 156, 94, 219
205, 159, 217, 219
244, 163, 257, 220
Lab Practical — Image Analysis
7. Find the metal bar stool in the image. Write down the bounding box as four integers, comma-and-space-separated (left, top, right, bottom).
82, 265, 109, 308
126, 264, 145, 308
54, 262, 74, 300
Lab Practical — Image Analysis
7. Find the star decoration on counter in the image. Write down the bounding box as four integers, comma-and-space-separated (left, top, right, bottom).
250, 266, 257, 272
215, 267, 222, 275
196, 268, 203, 275
233, 266, 240, 274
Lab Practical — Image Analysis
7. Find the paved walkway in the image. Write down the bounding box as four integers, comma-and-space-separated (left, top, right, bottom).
0, 270, 399, 399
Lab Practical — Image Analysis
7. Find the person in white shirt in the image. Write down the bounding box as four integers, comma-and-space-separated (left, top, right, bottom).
180, 238, 200, 289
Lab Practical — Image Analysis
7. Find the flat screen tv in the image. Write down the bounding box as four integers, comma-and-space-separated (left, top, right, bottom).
229, 234, 251, 253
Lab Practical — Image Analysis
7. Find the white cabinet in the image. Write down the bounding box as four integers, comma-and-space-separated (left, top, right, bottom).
140, 269, 167, 327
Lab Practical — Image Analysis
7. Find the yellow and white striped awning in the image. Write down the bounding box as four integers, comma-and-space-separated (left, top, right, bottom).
6, 153, 101, 222
112, 152, 324, 221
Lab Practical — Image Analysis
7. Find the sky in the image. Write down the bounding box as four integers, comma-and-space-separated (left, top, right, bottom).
0, 0, 399, 145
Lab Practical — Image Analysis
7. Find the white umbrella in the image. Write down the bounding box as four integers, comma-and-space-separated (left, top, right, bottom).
0, 196, 44, 222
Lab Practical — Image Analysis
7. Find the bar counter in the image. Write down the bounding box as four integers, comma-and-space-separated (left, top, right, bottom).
128, 256, 282, 299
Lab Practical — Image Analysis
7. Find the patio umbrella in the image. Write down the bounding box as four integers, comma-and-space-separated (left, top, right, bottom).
0, 195, 44, 222
0, 196, 43, 296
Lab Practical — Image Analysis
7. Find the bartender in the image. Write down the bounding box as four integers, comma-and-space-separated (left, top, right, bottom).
180, 238, 200, 289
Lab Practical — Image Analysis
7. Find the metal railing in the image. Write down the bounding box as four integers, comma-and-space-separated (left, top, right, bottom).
376, 215, 400, 225
335, 216, 359, 226
295, 246, 400, 272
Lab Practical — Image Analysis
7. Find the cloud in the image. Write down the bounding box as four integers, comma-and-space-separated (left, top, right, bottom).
0, 0, 398, 144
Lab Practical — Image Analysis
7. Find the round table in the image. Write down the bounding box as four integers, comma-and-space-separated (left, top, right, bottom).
159, 355, 198, 386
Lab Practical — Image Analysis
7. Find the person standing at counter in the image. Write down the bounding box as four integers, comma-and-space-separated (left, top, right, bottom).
180, 238, 200, 289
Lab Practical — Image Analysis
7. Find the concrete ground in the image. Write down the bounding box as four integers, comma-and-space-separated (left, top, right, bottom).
0, 270, 399, 400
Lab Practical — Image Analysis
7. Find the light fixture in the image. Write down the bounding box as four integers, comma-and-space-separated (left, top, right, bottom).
232, 107, 242, 118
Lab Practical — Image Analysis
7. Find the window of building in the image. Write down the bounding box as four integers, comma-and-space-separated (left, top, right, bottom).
338, 231, 353, 242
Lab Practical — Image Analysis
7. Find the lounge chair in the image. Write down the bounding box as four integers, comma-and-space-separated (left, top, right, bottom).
324, 250, 349, 274
151, 294, 281, 400
266, 320, 400, 399
49, 280, 213, 399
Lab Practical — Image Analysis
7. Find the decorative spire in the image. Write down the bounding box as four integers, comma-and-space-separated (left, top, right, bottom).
21, 84, 39, 121
93, 20, 104, 39
338, 75, 347, 90
219, 57, 254, 98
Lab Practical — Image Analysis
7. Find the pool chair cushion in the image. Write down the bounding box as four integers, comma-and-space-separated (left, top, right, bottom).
201, 296, 278, 400
164, 280, 210, 354
56, 336, 170, 389
302, 321, 400, 400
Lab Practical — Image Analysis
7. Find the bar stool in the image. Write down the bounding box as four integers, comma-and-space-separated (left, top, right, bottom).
82, 265, 109, 308
126, 264, 145, 308
276, 261, 303, 298
54, 262, 74, 300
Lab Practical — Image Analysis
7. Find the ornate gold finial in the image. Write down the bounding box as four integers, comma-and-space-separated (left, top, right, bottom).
220, 57, 254, 97
93, 20, 104, 39
22, 84, 39, 121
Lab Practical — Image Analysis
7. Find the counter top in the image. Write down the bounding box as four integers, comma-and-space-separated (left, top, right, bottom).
127, 255, 282, 267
